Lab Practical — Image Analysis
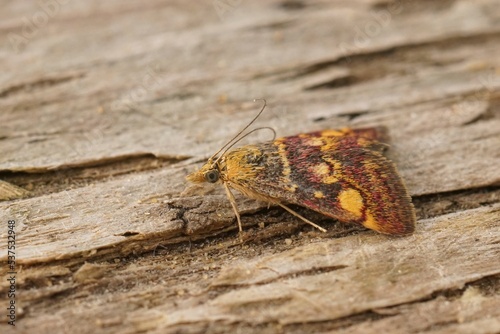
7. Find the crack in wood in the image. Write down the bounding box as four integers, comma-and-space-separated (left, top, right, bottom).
118, 231, 141, 237
278, 0, 307, 11
251, 265, 350, 287
0, 154, 187, 200
0, 72, 85, 99
304, 74, 359, 91
372, 0, 457, 13
412, 186, 500, 219
269, 30, 500, 87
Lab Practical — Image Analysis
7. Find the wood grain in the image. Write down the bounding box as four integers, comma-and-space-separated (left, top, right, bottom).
0, 0, 499, 333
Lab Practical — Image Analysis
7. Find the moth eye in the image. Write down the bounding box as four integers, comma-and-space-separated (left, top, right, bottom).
204, 170, 219, 183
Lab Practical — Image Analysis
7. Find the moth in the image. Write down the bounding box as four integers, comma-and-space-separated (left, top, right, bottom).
186, 100, 416, 235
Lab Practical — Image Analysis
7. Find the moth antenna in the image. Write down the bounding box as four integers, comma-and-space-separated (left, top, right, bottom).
208, 99, 267, 162
213, 126, 276, 165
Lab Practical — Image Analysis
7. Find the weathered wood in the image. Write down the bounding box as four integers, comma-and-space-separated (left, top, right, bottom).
155, 205, 500, 330
0, 180, 28, 200
0, 0, 499, 333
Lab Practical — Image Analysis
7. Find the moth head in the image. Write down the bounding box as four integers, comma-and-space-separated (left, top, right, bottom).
186, 160, 221, 184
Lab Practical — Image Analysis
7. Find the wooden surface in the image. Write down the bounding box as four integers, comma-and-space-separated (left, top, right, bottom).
1, 0, 499, 333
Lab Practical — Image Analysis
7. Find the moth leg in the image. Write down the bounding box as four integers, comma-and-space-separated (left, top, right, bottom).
223, 182, 243, 233
277, 203, 327, 233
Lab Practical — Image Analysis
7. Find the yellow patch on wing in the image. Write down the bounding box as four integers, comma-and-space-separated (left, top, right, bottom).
319, 129, 346, 137
274, 138, 292, 178
312, 163, 338, 184
321, 156, 343, 183
314, 191, 324, 198
338, 188, 364, 218
362, 210, 380, 232
312, 163, 329, 176
274, 138, 297, 192
318, 135, 343, 152
305, 137, 325, 147
320, 142, 339, 152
